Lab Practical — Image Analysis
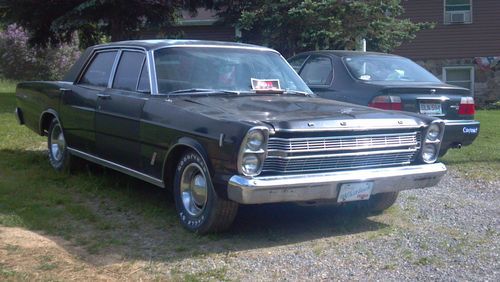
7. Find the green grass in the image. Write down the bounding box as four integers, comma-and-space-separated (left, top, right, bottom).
440, 110, 500, 180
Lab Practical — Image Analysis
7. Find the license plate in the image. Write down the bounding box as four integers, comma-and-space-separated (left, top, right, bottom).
419, 103, 442, 115
337, 182, 373, 203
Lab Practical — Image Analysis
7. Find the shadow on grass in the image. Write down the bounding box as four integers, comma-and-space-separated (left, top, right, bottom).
0, 148, 389, 266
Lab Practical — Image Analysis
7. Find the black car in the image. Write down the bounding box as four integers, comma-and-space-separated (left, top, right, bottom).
15, 40, 447, 233
288, 51, 480, 156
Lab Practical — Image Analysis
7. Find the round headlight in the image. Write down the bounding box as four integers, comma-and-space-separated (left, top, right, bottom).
246, 130, 265, 151
241, 154, 260, 174
422, 144, 437, 163
426, 124, 441, 142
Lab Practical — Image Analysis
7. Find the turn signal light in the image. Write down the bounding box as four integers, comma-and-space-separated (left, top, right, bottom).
458, 97, 475, 115
369, 95, 402, 111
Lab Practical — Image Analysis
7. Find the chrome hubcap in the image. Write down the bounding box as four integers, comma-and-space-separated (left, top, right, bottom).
50, 124, 66, 162
180, 163, 208, 217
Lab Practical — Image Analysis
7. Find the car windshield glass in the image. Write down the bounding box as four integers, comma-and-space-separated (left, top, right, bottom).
154, 47, 312, 94
344, 55, 440, 82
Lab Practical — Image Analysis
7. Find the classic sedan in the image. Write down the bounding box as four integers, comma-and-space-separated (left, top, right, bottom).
288, 51, 480, 156
15, 40, 447, 233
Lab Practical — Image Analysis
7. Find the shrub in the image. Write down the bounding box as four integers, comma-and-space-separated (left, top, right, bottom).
0, 24, 81, 81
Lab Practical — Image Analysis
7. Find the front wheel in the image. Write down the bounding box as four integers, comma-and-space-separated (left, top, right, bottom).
173, 151, 238, 234
364, 192, 399, 213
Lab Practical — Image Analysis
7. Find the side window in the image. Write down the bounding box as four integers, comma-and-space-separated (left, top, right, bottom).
299, 56, 333, 86
80, 51, 117, 87
288, 55, 309, 72
137, 60, 150, 92
112, 51, 146, 91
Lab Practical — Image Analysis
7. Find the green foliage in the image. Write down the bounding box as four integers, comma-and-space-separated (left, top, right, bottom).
0, 0, 208, 48
220, 0, 434, 57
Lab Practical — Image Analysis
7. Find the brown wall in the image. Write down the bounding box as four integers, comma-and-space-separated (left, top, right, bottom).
394, 0, 500, 60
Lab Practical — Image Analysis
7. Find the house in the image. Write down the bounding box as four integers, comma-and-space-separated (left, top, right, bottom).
143, 2, 499, 105
394, 0, 500, 105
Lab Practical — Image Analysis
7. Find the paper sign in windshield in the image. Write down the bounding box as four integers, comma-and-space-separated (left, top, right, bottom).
251, 78, 282, 91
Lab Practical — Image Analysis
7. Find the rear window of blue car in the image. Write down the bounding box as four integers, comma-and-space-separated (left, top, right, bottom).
344, 55, 440, 83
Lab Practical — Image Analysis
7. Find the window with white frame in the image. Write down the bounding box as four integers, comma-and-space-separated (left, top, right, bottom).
444, 0, 472, 24
442, 66, 474, 95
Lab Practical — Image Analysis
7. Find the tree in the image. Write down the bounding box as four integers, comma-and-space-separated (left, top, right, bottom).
0, 0, 208, 48
219, 0, 433, 57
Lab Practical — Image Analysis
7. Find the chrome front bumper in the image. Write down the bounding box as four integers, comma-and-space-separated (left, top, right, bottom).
227, 163, 447, 204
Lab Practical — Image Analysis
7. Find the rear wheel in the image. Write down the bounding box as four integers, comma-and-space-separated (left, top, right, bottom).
47, 119, 73, 171
173, 151, 238, 234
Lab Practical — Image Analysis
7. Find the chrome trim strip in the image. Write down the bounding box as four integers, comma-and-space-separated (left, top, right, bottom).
269, 132, 416, 142
442, 120, 480, 126
68, 148, 164, 188
227, 163, 447, 204
272, 119, 422, 132
152, 44, 277, 52
266, 148, 417, 160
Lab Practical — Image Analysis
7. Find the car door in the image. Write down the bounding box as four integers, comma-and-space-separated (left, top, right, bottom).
95, 49, 150, 171
60, 50, 118, 155
296, 55, 335, 98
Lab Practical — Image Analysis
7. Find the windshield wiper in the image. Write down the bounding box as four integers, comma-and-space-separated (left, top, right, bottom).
283, 90, 312, 96
167, 88, 241, 95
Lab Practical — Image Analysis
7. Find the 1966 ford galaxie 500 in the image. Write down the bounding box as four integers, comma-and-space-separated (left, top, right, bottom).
15, 40, 447, 233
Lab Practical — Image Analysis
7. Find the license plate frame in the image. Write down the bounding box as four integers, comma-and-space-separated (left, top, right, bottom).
419, 103, 443, 116
337, 182, 374, 203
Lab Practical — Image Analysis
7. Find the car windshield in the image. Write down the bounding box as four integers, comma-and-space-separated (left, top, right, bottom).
154, 47, 312, 94
344, 55, 440, 83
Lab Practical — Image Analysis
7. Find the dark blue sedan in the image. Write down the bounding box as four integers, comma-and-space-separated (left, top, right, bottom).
288, 51, 480, 156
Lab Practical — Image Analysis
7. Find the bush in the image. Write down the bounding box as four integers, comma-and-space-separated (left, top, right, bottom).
0, 24, 81, 81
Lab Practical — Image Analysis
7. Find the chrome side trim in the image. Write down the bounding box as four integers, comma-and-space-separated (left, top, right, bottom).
68, 148, 164, 188
228, 163, 447, 204
442, 120, 480, 126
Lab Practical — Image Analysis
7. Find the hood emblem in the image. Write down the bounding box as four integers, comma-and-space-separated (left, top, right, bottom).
430, 89, 436, 94
340, 121, 347, 126
398, 120, 403, 125
308, 122, 315, 127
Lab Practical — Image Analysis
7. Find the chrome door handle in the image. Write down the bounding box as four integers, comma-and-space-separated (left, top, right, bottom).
96, 93, 111, 99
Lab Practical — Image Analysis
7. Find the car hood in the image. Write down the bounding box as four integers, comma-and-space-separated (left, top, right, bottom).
176, 94, 430, 132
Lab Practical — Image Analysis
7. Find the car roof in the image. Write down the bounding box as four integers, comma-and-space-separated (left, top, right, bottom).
291, 50, 402, 58
91, 39, 275, 52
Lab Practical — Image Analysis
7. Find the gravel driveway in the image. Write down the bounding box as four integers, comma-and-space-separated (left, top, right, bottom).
160, 167, 500, 281
1, 167, 498, 281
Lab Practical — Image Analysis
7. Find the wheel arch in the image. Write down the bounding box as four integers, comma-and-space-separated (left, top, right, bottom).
162, 137, 214, 191
39, 109, 61, 136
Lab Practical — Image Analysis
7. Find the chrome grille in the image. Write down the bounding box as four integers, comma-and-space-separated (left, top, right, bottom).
263, 132, 421, 173
268, 132, 419, 152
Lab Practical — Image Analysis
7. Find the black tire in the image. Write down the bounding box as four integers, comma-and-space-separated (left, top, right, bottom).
364, 192, 399, 213
173, 150, 238, 234
47, 118, 74, 172
438, 148, 449, 158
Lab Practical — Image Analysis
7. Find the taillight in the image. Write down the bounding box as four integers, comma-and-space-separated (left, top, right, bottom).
458, 97, 475, 115
369, 95, 402, 110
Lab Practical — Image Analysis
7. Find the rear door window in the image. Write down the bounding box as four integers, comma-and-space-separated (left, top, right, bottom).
112, 51, 147, 91
288, 55, 309, 72
79, 51, 117, 87
299, 56, 333, 86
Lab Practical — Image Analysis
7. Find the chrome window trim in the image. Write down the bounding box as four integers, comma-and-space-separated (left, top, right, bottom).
68, 147, 164, 187
76, 49, 120, 88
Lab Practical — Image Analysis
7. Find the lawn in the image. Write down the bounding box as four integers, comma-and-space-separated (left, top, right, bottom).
0, 79, 498, 280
